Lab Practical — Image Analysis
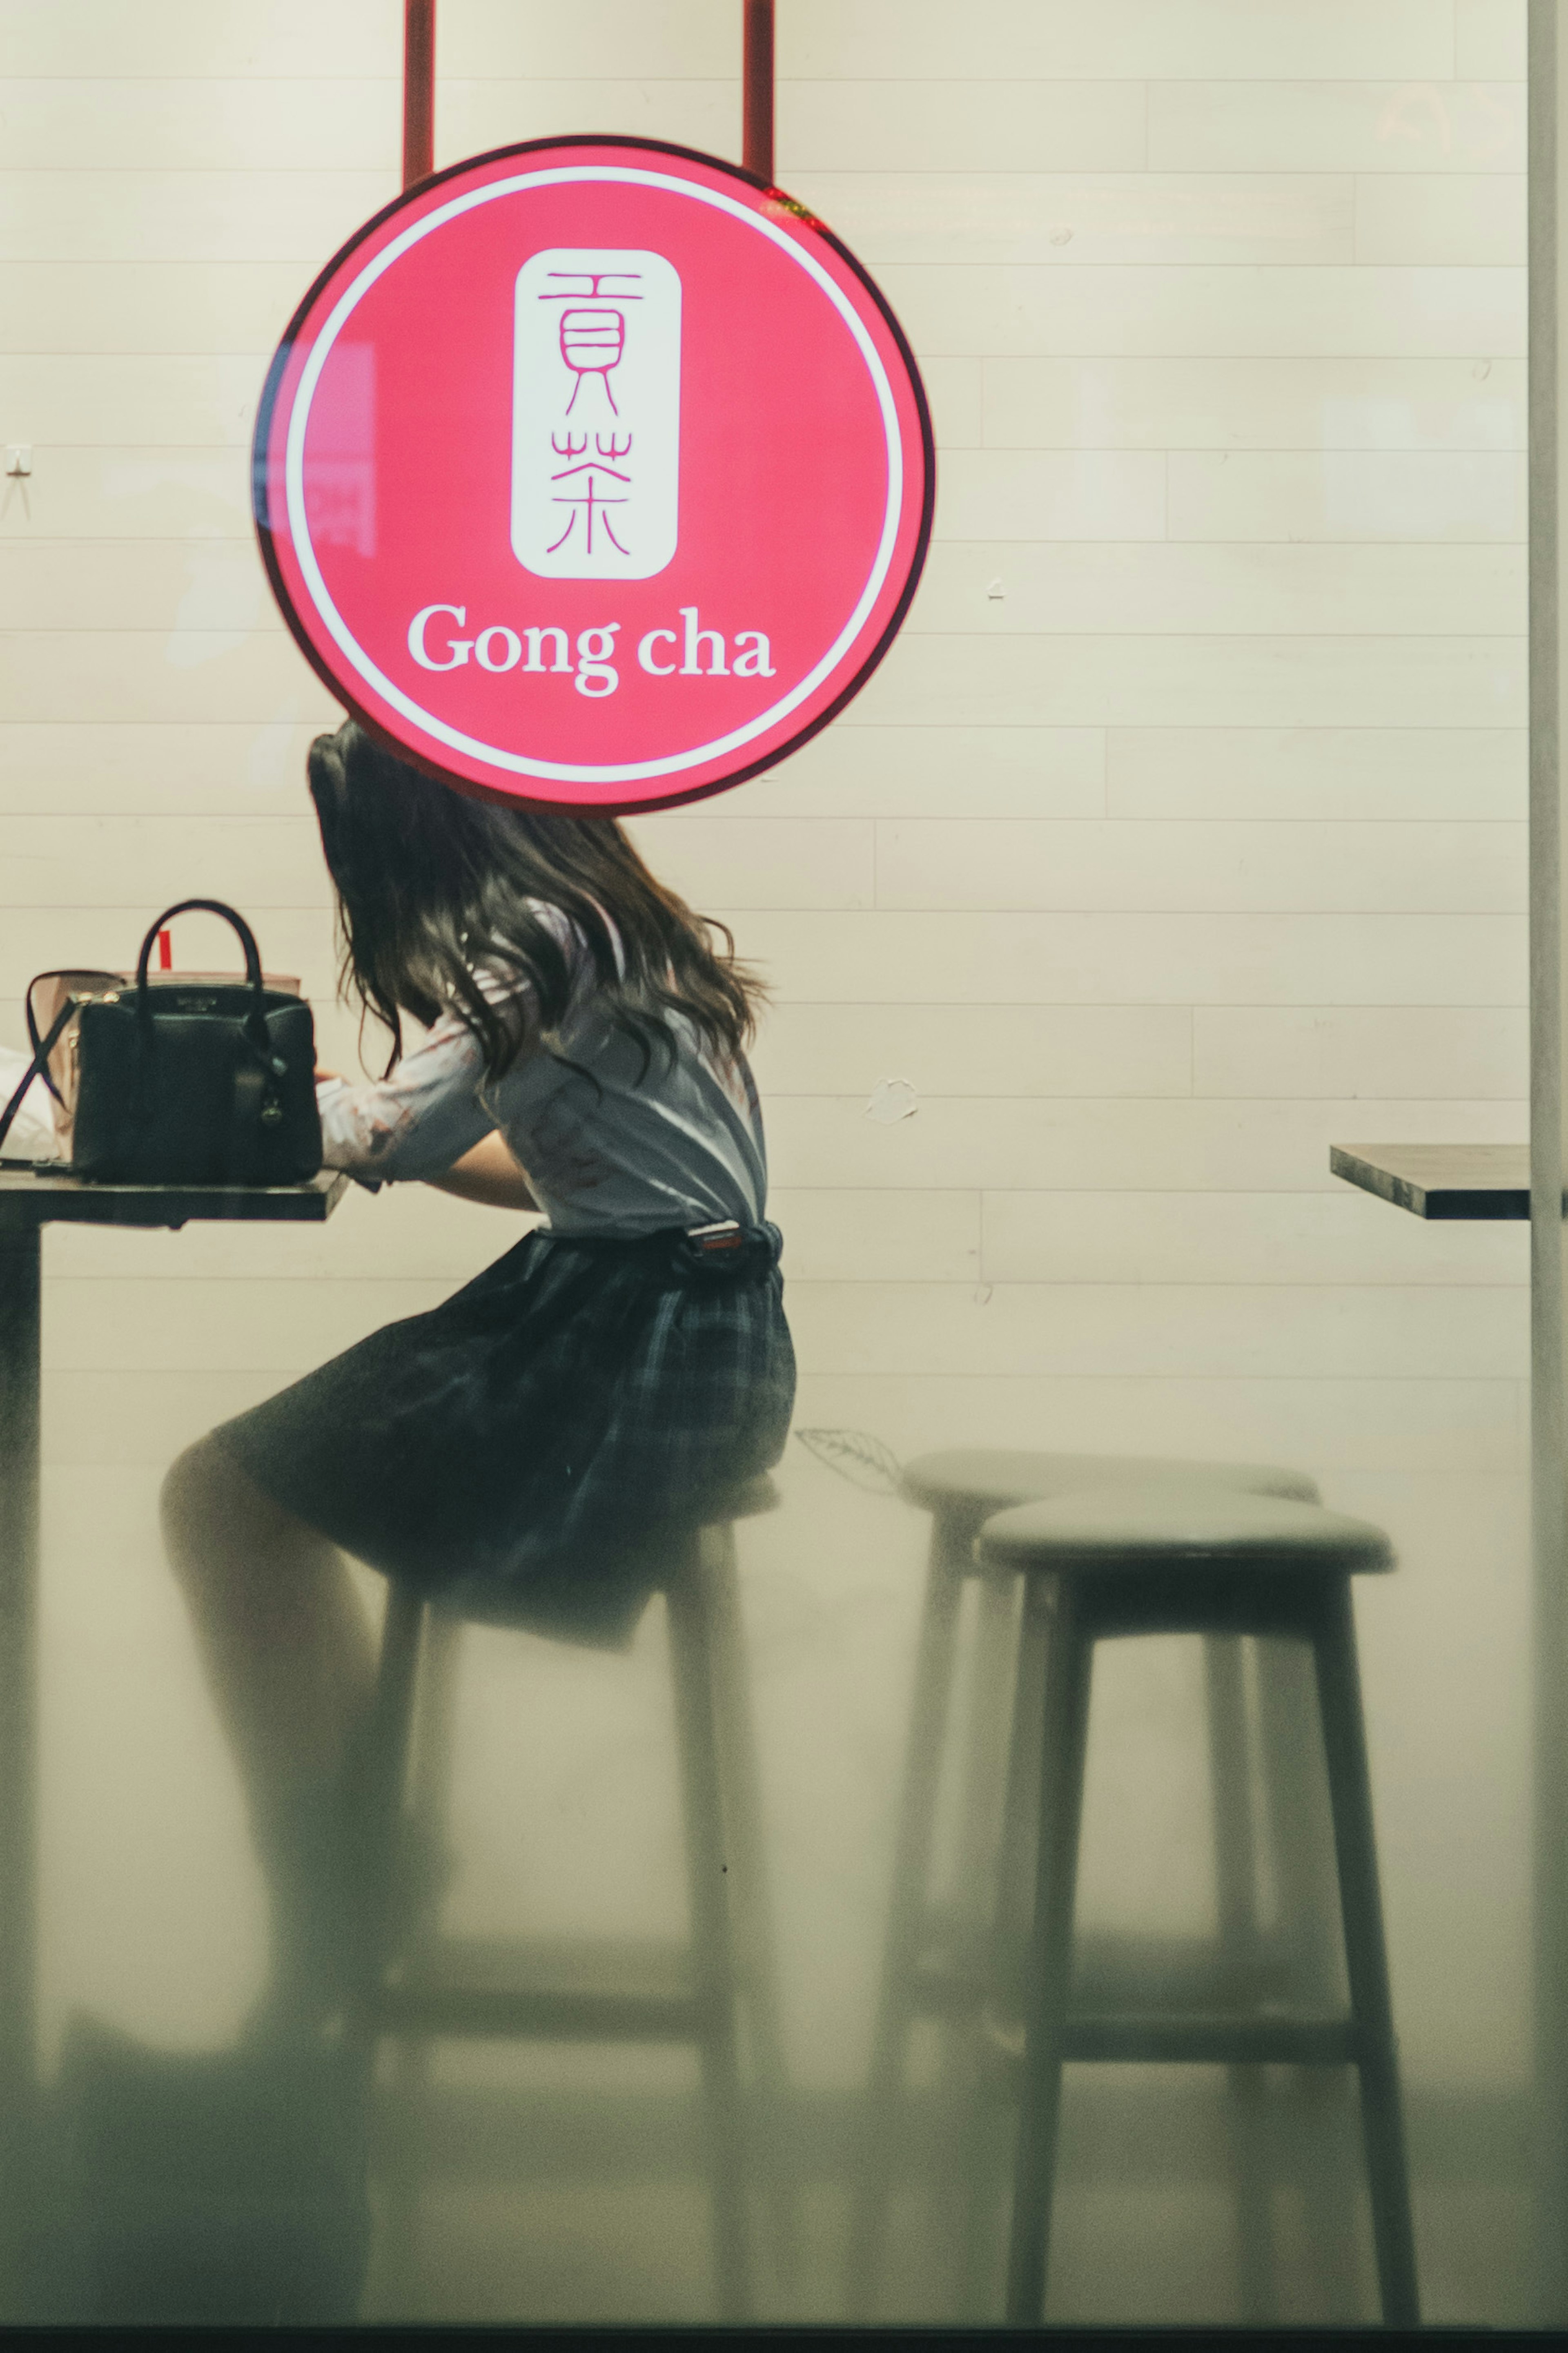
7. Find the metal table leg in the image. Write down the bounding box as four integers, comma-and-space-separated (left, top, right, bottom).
0, 1226, 40, 2310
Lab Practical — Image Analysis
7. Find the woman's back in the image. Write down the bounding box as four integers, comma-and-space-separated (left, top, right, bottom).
318, 904, 768, 1237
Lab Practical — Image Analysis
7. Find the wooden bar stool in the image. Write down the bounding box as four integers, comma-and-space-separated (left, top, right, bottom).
976, 1486, 1419, 2328
348, 1477, 789, 2323
846, 1447, 1321, 2311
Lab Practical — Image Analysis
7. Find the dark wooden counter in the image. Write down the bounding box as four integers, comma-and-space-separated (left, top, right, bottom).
0, 1166, 348, 1229
1329, 1142, 1528, 1222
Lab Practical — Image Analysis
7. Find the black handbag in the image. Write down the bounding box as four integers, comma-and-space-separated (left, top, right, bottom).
0, 901, 322, 1187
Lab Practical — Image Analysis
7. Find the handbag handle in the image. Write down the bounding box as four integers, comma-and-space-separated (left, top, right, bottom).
134, 901, 265, 1006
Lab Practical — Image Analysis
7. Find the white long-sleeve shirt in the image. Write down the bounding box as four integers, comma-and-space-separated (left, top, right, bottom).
315, 908, 768, 1240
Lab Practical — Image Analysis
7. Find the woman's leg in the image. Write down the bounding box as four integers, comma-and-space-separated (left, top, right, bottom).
161, 1435, 374, 1798
161, 1435, 377, 2025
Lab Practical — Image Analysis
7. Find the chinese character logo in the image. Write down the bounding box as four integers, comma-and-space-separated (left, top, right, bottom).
512, 247, 681, 581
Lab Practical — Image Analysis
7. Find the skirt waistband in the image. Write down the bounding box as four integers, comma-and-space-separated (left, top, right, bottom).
536, 1218, 782, 1285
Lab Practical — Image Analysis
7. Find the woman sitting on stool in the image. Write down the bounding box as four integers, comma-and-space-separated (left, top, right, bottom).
160, 720, 795, 2040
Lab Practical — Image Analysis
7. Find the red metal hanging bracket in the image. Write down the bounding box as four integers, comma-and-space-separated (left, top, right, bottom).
743, 0, 775, 184
403, 0, 435, 190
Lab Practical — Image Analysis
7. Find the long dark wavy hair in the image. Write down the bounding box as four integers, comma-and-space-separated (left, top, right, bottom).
307, 722, 762, 1080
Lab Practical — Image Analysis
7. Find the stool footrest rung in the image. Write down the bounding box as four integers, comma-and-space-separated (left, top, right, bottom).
375, 1932, 717, 2044
913, 1928, 1321, 2024
1060, 2011, 1358, 2067
375, 1983, 708, 2041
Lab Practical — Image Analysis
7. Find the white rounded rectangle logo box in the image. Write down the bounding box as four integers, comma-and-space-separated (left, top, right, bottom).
511, 246, 682, 581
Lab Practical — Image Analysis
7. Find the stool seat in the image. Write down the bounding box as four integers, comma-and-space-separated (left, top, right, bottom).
979, 1488, 1394, 1582
900, 1448, 1319, 1530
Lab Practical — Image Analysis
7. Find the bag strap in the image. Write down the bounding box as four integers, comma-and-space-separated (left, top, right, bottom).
0, 1000, 75, 1159
25, 970, 121, 1105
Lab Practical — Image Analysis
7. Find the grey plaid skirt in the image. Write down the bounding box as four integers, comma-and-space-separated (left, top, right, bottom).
214, 1220, 794, 1649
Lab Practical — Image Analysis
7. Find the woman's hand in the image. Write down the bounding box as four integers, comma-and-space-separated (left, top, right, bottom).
314, 1066, 341, 1082
426, 1130, 539, 1212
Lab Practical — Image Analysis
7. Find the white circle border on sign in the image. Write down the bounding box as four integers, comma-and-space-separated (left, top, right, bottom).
282, 163, 906, 787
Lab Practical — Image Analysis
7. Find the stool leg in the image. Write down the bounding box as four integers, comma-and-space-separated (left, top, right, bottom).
1311, 1581, 1420, 2327
939, 1572, 1021, 2304
666, 1543, 753, 2321
1205, 1635, 1274, 2319
1005, 1579, 1093, 2328
1256, 1636, 1341, 1999
992, 1570, 1054, 2009
379, 1610, 463, 2315
1255, 1635, 1358, 2314
353, 1581, 427, 2012
845, 1510, 969, 2315
956, 1568, 1046, 2318
703, 1520, 800, 2299
952, 1567, 1025, 1960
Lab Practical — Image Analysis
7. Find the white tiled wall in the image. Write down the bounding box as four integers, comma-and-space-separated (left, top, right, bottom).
0, 1, 1534, 2316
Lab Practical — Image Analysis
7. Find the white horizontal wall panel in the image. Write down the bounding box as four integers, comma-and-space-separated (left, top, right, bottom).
0, 449, 252, 538
732, 909, 1527, 1008
790, 174, 1356, 270
0, 814, 329, 908
739, 726, 1107, 819
0, 725, 336, 814
981, 356, 1522, 452
1455, 0, 1527, 78
0, 262, 317, 355
782, 1, 1456, 82
762, 1094, 1525, 1193
1355, 173, 1526, 267
853, 633, 1523, 731
787, 1374, 1525, 1476
873, 818, 1526, 914
933, 451, 1166, 540
0, 633, 334, 726
784, 1280, 1527, 1383
777, 80, 1147, 174
982, 1189, 1527, 1287
0, 358, 268, 449
762, 1190, 981, 1282
0, 80, 399, 173
911, 543, 1523, 638
1194, 1006, 1528, 1100
40, 1277, 461, 1374
0, 172, 394, 265
0, 723, 1107, 821
1, 544, 271, 633
882, 263, 1523, 359
46, 1185, 520, 1285
619, 817, 879, 910
1149, 81, 1523, 176
749, 1002, 1193, 1099
439, 2, 738, 80
1168, 450, 1525, 542
440, 80, 739, 168
0, 0, 399, 78
1106, 725, 1523, 821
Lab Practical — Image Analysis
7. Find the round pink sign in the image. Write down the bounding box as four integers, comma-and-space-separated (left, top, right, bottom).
254, 136, 933, 812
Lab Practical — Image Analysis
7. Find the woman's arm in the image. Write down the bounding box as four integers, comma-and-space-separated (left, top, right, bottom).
426, 1129, 539, 1211
314, 1013, 501, 1183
